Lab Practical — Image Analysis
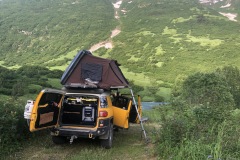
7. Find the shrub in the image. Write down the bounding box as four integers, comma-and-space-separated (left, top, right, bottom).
160, 116, 189, 147
181, 72, 234, 109
182, 72, 234, 123
216, 65, 240, 108
157, 68, 240, 159
0, 100, 30, 158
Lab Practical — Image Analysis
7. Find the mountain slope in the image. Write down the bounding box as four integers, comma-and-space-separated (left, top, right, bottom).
0, 0, 117, 66
1, 0, 240, 85
105, 0, 240, 83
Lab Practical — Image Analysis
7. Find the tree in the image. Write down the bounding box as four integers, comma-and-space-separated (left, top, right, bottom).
216, 65, 240, 108
11, 81, 25, 98
182, 72, 234, 121
172, 74, 188, 97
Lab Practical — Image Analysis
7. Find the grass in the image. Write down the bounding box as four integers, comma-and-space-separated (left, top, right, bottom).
0, 94, 11, 102
0, 63, 21, 69
48, 49, 80, 71
185, 34, 223, 47
155, 45, 165, 56
8, 99, 240, 159
120, 67, 152, 87
5, 107, 161, 160
156, 87, 171, 101
171, 16, 193, 23
47, 78, 62, 89
136, 31, 155, 37
13, 123, 157, 160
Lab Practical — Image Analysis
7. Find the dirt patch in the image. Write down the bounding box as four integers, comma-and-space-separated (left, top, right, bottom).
219, 12, 237, 21
89, 1, 122, 52
111, 28, 121, 38
112, 1, 122, 9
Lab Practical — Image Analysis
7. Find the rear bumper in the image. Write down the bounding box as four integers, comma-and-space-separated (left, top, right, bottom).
52, 127, 108, 138
51, 118, 111, 138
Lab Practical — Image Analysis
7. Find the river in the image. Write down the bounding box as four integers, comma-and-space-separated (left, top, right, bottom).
142, 102, 167, 110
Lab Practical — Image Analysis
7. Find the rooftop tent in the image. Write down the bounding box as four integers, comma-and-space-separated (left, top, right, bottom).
60, 50, 129, 89
60, 50, 148, 141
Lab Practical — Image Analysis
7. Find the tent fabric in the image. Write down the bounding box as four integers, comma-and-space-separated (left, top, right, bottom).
60, 50, 129, 89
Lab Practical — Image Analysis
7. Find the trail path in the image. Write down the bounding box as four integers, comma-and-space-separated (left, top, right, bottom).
89, 1, 123, 52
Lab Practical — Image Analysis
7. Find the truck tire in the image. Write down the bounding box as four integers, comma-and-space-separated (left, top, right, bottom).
101, 123, 113, 149
52, 136, 66, 144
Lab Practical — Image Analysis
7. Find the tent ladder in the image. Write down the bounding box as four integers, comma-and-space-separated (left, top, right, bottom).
130, 89, 148, 142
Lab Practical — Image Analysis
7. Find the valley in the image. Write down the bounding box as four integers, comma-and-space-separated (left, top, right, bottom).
0, 0, 239, 101
1, 0, 240, 159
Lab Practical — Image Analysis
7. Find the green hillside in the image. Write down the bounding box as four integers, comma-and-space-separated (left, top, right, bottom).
2, 0, 240, 159
203, 0, 240, 18
1, 0, 240, 98
107, 0, 240, 83
0, 0, 117, 67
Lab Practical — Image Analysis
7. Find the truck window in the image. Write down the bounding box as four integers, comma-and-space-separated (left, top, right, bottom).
112, 96, 130, 110
39, 93, 62, 106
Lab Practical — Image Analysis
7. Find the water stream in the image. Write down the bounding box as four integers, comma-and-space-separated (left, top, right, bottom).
142, 102, 167, 110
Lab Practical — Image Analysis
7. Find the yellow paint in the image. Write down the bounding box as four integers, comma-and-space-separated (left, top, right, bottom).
30, 90, 45, 132
112, 100, 132, 129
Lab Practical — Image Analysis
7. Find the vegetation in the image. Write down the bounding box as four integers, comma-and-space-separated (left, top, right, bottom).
0, 66, 62, 98
2, 65, 240, 159
2, 0, 240, 100
1, 0, 240, 85
0, 0, 117, 67
1, 0, 240, 159
0, 66, 63, 157
0, 99, 30, 158
152, 65, 240, 159
109, 0, 240, 84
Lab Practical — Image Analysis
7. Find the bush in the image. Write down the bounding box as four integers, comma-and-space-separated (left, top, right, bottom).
156, 68, 240, 159
181, 72, 234, 109
160, 116, 189, 147
180, 72, 234, 124
0, 100, 30, 158
216, 65, 240, 108
47, 69, 63, 79
156, 104, 240, 159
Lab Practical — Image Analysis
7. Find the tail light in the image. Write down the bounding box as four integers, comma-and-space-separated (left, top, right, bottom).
99, 111, 108, 117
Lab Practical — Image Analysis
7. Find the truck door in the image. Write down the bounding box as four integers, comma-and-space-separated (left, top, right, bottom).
112, 96, 132, 129
129, 95, 142, 124
29, 88, 65, 132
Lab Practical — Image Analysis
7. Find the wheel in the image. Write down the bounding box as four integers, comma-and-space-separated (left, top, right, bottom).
101, 124, 113, 149
52, 136, 66, 144
113, 126, 119, 132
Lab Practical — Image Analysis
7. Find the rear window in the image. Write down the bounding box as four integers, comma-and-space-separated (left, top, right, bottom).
39, 93, 62, 105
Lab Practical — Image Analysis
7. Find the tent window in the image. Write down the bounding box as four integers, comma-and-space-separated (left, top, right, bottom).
81, 63, 103, 81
